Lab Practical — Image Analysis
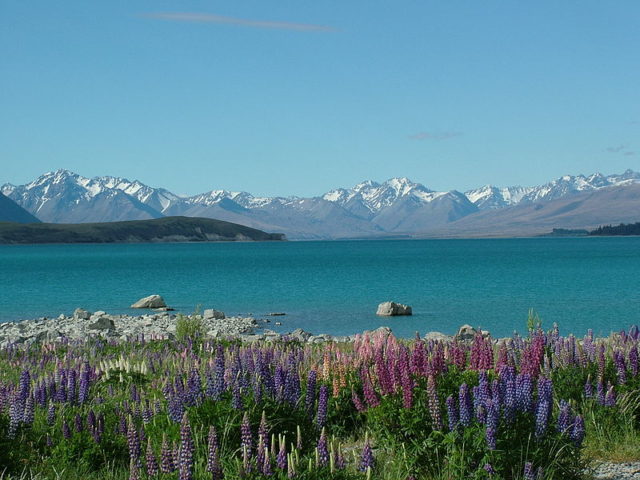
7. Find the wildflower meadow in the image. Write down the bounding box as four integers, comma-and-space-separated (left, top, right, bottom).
1, 320, 640, 479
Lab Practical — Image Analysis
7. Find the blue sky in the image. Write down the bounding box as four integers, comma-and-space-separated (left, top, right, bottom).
1, 1, 638, 196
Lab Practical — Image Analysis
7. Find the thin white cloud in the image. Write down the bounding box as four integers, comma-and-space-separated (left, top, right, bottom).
409, 131, 462, 141
143, 12, 337, 32
606, 145, 626, 153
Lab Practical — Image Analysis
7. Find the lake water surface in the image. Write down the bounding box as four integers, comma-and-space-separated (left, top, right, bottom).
1, 237, 639, 338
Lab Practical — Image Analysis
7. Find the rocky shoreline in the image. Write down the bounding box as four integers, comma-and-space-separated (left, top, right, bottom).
0, 306, 492, 348
0, 308, 390, 348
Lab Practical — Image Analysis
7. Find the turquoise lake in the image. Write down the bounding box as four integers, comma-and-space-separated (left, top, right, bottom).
0, 237, 639, 338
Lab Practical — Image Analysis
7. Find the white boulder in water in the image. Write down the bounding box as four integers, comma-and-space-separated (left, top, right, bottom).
376, 301, 412, 316
131, 295, 167, 309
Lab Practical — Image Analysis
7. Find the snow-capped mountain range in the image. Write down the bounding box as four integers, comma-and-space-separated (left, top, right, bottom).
2, 169, 640, 238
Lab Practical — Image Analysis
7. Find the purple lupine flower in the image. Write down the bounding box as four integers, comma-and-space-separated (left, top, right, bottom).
501, 366, 516, 423
352, 389, 366, 412
207, 426, 224, 479
168, 396, 185, 423
359, 440, 374, 472
361, 368, 380, 408
257, 437, 266, 475
535, 377, 553, 438
523, 462, 535, 480
584, 377, 593, 398
74, 413, 83, 432
557, 400, 572, 434
78, 362, 90, 404
142, 403, 153, 424
516, 374, 533, 413
146, 438, 159, 476
400, 365, 413, 409
129, 458, 141, 480
446, 395, 458, 432
277, 441, 287, 471
427, 376, 442, 430
47, 403, 56, 426
67, 368, 77, 404
597, 381, 606, 405
284, 356, 301, 405
614, 351, 627, 384
128, 418, 141, 467
23, 395, 35, 425
87, 409, 96, 430
186, 369, 202, 406
232, 381, 243, 410
305, 370, 317, 414
18, 369, 31, 405
240, 411, 253, 459
262, 447, 273, 476
597, 344, 606, 379
316, 384, 329, 427
485, 400, 499, 450
570, 415, 586, 447
317, 428, 329, 467
62, 420, 72, 439
484, 463, 496, 476
629, 346, 639, 377
160, 434, 175, 473
119, 414, 128, 434
8, 404, 20, 439
459, 383, 472, 427
179, 413, 194, 480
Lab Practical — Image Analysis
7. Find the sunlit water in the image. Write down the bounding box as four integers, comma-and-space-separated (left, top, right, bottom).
1, 237, 639, 338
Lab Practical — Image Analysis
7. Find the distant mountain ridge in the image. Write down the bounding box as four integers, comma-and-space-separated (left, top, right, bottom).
3, 169, 640, 239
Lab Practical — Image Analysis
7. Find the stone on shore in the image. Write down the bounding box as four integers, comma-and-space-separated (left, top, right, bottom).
131, 295, 167, 309
376, 301, 412, 316
88, 317, 115, 331
73, 308, 91, 320
424, 331, 453, 342
203, 309, 225, 320
287, 328, 312, 343
455, 324, 484, 342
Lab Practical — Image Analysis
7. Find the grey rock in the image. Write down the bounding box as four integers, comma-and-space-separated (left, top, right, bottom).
239, 334, 264, 342
332, 336, 352, 343
131, 295, 166, 309
363, 326, 393, 337
73, 308, 91, 320
376, 301, 412, 316
455, 324, 478, 342
203, 309, 225, 320
288, 328, 312, 342
424, 331, 453, 342
89, 317, 115, 330
308, 334, 333, 343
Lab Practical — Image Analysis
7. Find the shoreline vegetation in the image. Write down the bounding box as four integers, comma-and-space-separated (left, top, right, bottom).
0, 217, 286, 244
1, 310, 640, 479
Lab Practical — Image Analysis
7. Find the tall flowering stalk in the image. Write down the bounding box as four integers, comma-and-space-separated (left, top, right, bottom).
427, 376, 442, 431
179, 413, 194, 480
207, 425, 224, 479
